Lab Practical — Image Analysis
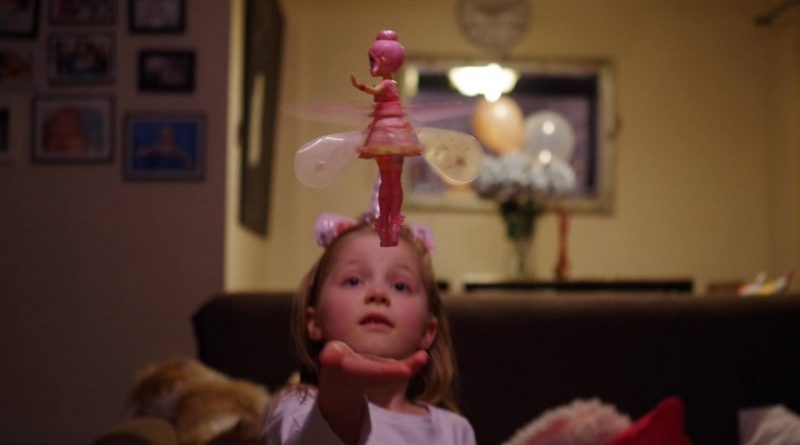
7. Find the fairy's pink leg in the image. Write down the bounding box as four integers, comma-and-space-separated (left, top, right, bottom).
375, 155, 404, 247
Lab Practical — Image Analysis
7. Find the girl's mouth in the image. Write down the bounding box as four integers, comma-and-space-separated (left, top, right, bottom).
359, 313, 393, 328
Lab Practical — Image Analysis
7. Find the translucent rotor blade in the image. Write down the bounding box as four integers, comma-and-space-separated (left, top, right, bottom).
405, 99, 476, 126
282, 102, 372, 127
418, 128, 484, 184
294, 131, 362, 188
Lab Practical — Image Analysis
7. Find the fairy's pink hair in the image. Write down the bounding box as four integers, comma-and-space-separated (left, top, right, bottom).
369, 30, 405, 76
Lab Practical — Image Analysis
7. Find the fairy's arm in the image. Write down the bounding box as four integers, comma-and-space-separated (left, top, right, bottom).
351, 73, 388, 96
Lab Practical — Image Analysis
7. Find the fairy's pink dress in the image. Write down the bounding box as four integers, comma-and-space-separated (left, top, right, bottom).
358, 79, 422, 159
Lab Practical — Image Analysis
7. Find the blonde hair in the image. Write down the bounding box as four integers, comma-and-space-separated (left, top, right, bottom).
290, 223, 460, 412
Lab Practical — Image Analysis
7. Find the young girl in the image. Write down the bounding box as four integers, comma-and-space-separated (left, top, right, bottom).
263, 219, 476, 445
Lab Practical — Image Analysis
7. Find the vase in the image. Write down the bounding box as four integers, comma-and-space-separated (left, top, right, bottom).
499, 199, 541, 276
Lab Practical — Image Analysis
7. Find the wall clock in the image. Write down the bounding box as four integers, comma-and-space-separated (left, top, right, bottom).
456, 0, 530, 52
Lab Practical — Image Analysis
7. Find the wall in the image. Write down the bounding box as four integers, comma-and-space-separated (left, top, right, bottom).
227, 0, 799, 294
0, 1, 229, 444
767, 21, 800, 285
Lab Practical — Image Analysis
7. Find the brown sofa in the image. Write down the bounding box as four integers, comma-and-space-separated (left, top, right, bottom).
192, 291, 800, 445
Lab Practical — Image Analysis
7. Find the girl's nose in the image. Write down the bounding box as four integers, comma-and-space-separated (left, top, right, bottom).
364, 291, 391, 306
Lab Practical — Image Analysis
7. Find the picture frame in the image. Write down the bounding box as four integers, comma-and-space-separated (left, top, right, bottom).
239, 0, 283, 236
0, 46, 34, 89
32, 95, 114, 163
129, 0, 185, 34
49, 0, 116, 25
0, 108, 9, 160
124, 112, 205, 181
138, 50, 195, 92
400, 57, 617, 214
48, 32, 114, 85
0, 0, 39, 38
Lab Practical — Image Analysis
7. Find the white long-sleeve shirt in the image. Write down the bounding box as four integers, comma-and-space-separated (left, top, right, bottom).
263, 389, 477, 445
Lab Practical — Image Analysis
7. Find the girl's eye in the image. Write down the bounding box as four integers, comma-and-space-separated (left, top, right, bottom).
344, 277, 361, 287
393, 282, 410, 292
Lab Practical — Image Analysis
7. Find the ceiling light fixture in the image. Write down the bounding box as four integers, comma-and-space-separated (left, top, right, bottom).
448, 63, 519, 102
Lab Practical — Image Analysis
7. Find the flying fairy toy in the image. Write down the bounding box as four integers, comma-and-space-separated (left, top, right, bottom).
294, 30, 483, 246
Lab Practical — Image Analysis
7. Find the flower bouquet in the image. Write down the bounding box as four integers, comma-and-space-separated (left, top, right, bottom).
472, 110, 577, 275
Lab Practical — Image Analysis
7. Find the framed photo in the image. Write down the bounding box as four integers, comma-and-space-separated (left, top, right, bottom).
124, 112, 205, 181
48, 33, 114, 85
32, 95, 114, 163
129, 0, 185, 33
0, 46, 33, 89
0, 108, 9, 160
401, 57, 617, 214
0, 0, 39, 38
49, 0, 116, 25
138, 50, 194, 92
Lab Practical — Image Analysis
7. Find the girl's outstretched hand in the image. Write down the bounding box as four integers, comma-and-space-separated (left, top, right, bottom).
316, 341, 429, 445
319, 340, 428, 387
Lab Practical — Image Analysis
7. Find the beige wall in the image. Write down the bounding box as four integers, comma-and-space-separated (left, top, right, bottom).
767, 22, 800, 284
0, 2, 229, 444
227, 0, 799, 294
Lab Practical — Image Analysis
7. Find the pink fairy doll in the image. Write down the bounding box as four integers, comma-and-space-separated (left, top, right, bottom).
293, 30, 484, 247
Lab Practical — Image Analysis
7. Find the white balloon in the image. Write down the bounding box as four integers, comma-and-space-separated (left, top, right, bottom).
523, 111, 576, 163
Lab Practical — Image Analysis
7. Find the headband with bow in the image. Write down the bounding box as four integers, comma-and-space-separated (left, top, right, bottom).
313, 178, 435, 254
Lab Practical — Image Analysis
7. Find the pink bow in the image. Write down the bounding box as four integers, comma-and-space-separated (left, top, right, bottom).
314, 212, 435, 255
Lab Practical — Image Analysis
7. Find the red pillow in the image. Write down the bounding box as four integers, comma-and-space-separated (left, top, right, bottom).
610, 396, 692, 445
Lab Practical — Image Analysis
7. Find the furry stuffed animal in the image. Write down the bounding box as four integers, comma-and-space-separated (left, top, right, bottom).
127, 357, 270, 445
502, 399, 632, 445
502, 397, 692, 445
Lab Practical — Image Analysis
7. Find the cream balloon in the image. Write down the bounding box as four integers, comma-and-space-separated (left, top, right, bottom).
471, 96, 524, 155
523, 110, 576, 163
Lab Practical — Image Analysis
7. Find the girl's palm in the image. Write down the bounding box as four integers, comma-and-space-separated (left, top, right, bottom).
319, 340, 428, 388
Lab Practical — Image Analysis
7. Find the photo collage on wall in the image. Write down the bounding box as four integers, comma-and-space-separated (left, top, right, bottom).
0, 0, 205, 181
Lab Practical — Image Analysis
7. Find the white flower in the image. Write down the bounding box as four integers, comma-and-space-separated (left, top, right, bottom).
472, 152, 576, 203
531, 157, 576, 194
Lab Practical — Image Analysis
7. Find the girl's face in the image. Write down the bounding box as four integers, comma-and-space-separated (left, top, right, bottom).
308, 231, 437, 360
